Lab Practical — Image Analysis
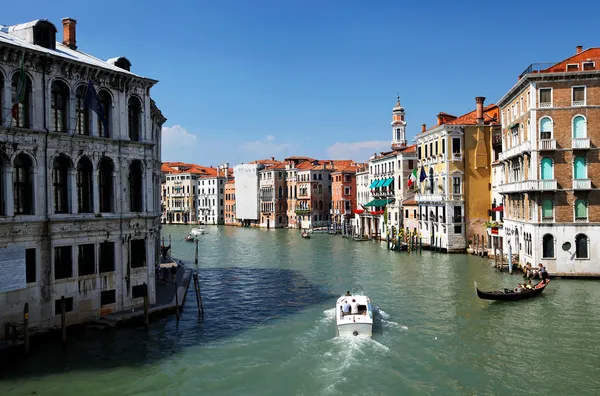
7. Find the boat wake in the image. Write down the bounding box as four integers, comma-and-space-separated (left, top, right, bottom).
375, 308, 409, 331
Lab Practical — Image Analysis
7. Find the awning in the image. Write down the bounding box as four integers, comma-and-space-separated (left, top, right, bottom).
381, 178, 394, 187
492, 205, 504, 212
375, 179, 386, 188
364, 198, 394, 207
368, 180, 378, 188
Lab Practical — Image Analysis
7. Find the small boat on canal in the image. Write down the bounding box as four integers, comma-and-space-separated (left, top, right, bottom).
474, 279, 550, 301
190, 227, 207, 236
184, 233, 195, 242
336, 295, 373, 337
301, 230, 311, 239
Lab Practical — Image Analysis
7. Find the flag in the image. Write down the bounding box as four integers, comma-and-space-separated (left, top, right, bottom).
84, 79, 108, 135
419, 165, 427, 183
407, 168, 418, 188
11, 54, 26, 121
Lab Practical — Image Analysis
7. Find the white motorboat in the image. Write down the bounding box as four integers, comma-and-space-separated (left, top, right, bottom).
190, 227, 207, 236
336, 295, 373, 337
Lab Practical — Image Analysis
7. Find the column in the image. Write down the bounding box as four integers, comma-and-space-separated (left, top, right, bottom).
92, 169, 99, 213
69, 169, 78, 214
2, 83, 12, 127
4, 167, 14, 216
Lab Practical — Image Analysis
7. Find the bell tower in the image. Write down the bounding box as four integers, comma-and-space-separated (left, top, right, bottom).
391, 95, 407, 148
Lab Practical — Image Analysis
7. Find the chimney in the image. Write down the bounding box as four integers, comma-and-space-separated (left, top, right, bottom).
475, 96, 486, 125
576, 45, 583, 54
437, 114, 443, 126
271, 156, 275, 161
62, 18, 77, 50
421, 124, 426, 133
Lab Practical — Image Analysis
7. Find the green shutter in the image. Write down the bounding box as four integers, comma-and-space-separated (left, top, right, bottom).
542, 199, 553, 218
574, 156, 586, 179
575, 199, 587, 219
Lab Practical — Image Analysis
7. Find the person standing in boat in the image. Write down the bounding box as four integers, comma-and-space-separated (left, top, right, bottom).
345, 291, 351, 296
350, 299, 359, 314
538, 263, 549, 281
342, 300, 351, 316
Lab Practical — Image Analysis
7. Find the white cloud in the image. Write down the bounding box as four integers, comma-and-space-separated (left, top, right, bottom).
238, 136, 295, 161
162, 125, 198, 147
326, 140, 390, 161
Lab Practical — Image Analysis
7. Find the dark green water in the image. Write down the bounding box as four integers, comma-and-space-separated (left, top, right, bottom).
1, 225, 599, 395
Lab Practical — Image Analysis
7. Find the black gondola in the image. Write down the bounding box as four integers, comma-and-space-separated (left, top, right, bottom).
474, 279, 550, 301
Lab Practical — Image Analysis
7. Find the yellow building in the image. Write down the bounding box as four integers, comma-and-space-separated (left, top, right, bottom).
414, 97, 500, 252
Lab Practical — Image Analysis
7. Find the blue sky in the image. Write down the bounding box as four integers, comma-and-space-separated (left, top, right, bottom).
4, 1, 600, 166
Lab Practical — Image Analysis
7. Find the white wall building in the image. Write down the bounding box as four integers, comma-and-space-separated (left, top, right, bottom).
197, 163, 230, 225
0, 18, 165, 337
162, 171, 198, 224
234, 163, 263, 226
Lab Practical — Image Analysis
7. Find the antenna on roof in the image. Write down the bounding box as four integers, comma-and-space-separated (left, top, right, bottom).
284, 148, 288, 157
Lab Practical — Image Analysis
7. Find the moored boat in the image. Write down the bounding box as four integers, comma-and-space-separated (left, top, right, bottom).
336, 295, 373, 337
190, 227, 207, 236
474, 279, 550, 301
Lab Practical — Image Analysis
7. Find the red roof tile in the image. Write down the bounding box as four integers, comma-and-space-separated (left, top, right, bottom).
541, 48, 600, 73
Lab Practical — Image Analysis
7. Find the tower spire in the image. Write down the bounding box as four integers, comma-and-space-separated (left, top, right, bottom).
391, 94, 407, 148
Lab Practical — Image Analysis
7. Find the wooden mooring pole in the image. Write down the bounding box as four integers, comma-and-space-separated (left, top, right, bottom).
494, 239, 498, 268
23, 303, 29, 354
61, 296, 66, 346
195, 240, 199, 265
143, 283, 149, 330
193, 273, 204, 315
175, 281, 180, 321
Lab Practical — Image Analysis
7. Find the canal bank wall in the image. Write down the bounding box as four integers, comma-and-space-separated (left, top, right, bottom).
0, 265, 194, 356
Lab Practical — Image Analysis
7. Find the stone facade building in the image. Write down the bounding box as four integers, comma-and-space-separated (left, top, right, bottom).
0, 18, 165, 337
259, 161, 287, 228
415, 98, 500, 252
497, 46, 600, 276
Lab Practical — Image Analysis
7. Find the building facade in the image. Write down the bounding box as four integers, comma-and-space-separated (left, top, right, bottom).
161, 165, 198, 224
259, 161, 288, 228
496, 46, 600, 276
415, 98, 499, 252
224, 180, 239, 226
197, 163, 231, 225
0, 18, 165, 337
331, 163, 362, 232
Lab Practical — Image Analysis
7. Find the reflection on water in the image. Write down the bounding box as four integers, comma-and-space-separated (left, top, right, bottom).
1, 225, 600, 395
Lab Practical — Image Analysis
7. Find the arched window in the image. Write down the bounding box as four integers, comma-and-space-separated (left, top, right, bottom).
542, 199, 553, 220
11, 72, 32, 128
53, 154, 71, 213
540, 117, 552, 140
0, 72, 4, 127
319, 200, 323, 210
575, 234, 589, 259
573, 116, 586, 139
128, 96, 142, 141
51, 80, 69, 132
278, 185, 283, 199
575, 199, 587, 220
540, 157, 553, 180
75, 85, 90, 135
0, 152, 7, 215
98, 90, 111, 138
542, 234, 554, 258
13, 153, 33, 214
76, 157, 93, 213
129, 160, 143, 212
574, 156, 587, 179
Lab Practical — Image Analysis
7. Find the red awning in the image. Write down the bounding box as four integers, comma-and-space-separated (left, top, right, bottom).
492, 205, 504, 212
353, 209, 364, 214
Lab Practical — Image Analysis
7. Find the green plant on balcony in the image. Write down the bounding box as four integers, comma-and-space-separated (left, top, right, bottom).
295, 209, 311, 215
485, 221, 503, 228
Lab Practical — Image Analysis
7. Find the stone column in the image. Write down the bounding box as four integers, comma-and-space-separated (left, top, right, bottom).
4, 167, 14, 216
92, 169, 99, 213
69, 169, 78, 214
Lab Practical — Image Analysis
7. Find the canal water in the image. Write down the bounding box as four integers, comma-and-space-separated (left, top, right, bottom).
1, 225, 600, 395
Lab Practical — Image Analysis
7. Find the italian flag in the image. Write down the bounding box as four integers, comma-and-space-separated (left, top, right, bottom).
407, 168, 418, 188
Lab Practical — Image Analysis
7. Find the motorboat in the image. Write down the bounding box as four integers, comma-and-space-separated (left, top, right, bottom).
301, 231, 311, 239
190, 227, 207, 236
336, 295, 373, 337
184, 233, 195, 242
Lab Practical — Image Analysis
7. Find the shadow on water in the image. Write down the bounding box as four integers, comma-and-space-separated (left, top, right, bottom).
0, 267, 335, 379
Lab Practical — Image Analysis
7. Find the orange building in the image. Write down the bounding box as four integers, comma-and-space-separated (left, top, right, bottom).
224, 180, 239, 226
331, 163, 365, 232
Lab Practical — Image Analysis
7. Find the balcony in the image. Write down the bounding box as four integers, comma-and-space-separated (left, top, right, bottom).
451, 153, 463, 162
572, 137, 590, 149
539, 139, 556, 150
572, 100, 586, 107
449, 193, 463, 201
452, 215, 463, 223
538, 179, 557, 191
573, 179, 591, 190
415, 193, 445, 203
499, 141, 531, 161
539, 102, 552, 109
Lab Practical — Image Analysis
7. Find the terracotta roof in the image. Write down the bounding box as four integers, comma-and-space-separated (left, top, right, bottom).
445, 104, 499, 125
402, 199, 417, 206
541, 47, 600, 73
262, 161, 287, 170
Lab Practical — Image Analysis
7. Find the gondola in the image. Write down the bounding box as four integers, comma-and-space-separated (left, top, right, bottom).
474, 279, 549, 301
301, 232, 311, 239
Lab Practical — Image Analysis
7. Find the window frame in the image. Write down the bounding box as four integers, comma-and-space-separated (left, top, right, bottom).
542, 234, 555, 259
539, 88, 553, 108
572, 85, 586, 107
575, 234, 589, 259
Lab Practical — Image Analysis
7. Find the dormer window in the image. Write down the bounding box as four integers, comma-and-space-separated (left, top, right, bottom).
583, 62, 595, 71
566, 64, 579, 72
33, 21, 57, 50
